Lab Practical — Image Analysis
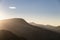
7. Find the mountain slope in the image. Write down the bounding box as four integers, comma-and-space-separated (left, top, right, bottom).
0, 18, 60, 40
0, 30, 26, 40
29, 22, 59, 33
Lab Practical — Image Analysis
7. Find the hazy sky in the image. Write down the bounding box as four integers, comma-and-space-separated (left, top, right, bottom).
0, 0, 60, 26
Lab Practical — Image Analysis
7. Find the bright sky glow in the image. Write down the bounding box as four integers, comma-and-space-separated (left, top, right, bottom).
0, 13, 6, 20
0, 0, 60, 26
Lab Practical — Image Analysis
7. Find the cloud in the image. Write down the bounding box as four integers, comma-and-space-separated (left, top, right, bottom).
9, 6, 16, 9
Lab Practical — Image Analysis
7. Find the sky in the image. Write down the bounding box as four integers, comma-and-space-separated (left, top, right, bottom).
0, 0, 60, 26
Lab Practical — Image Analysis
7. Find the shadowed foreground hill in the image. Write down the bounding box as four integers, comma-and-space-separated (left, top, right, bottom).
0, 18, 60, 40
0, 30, 26, 40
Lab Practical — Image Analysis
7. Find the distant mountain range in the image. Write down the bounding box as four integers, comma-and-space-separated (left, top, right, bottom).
0, 18, 60, 40
29, 22, 60, 32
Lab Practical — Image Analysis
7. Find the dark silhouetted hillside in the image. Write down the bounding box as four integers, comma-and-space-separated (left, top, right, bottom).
0, 18, 60, 40
0, 30, 26, 40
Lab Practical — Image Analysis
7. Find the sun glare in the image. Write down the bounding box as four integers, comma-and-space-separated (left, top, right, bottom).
0, 16, 4, 20
0, 14, 5, 20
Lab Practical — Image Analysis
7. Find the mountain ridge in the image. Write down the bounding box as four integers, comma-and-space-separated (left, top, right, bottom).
0, 18, 60, 40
